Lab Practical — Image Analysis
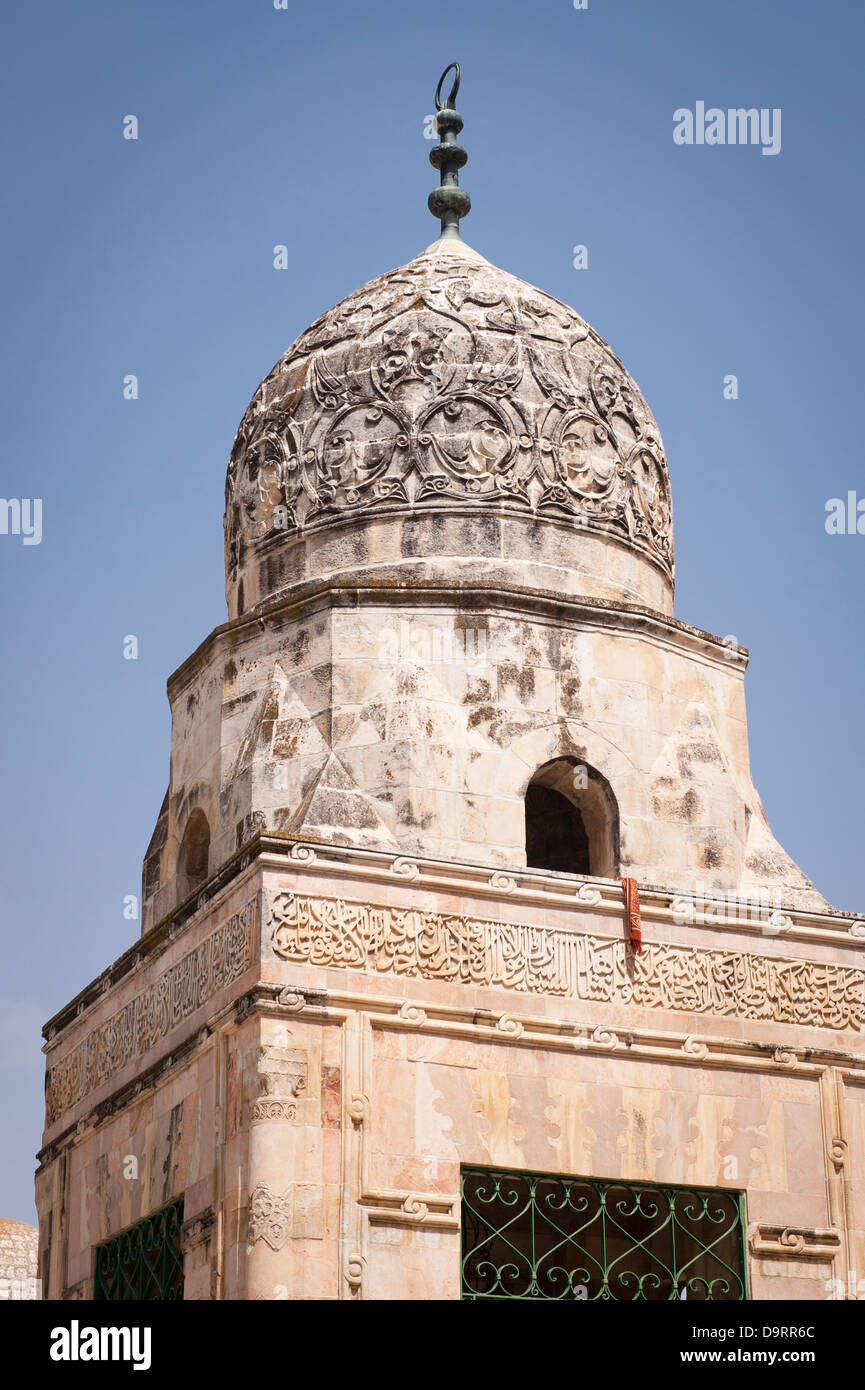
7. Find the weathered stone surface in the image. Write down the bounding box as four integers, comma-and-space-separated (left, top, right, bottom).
35, 848, 865, 1301
0, 1219, 39, 1300
224, 239, 673, 621
38, 225, 856, 1305
140, 597, 824, 933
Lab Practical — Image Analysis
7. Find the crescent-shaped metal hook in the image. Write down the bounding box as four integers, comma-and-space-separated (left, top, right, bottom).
435, 61, 461, 111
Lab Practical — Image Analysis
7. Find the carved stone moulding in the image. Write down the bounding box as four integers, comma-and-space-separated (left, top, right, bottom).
44, 899, 258, 1127
248, 1184, 292, 1252
360, 1188, 460, 1231
224, 243, 674, 613
267, 889, 865, 1032
249, 1043, 308, 1123
250, 1099, 297, 1122
749, 1224, 842, 1262
180, 1206, 216, 1254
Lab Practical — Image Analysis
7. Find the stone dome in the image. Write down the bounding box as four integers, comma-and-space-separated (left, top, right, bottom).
224, 238, 674, 620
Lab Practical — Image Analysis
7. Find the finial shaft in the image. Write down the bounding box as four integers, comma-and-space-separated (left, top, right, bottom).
428, 62, 470, 240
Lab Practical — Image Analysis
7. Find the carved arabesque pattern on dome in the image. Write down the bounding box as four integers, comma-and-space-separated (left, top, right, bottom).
225, 249, 673, 587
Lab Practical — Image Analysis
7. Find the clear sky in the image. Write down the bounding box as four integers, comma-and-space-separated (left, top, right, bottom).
1, 0, 862, 1223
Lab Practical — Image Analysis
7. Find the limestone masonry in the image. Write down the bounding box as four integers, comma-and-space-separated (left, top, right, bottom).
36, 153, 864, 1301
0, 1219, 39, 1300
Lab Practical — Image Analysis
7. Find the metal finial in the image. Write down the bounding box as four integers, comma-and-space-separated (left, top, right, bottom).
428, 62, 470, 240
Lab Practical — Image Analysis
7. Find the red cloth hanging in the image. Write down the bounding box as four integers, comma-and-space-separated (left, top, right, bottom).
619, 877, 643, 954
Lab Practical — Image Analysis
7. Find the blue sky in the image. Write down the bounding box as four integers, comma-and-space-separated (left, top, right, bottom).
0, 0, 862, 1223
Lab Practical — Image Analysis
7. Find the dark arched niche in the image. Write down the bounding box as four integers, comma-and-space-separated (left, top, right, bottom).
178, 808, 211, 891
524, 758, 619, 878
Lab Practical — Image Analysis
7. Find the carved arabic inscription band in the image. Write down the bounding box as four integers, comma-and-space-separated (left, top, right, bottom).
269, 891, 865, 1031
45, 900, 258, 1125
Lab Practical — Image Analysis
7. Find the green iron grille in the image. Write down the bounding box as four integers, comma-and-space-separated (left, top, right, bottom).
461, 1167, 747, 1301
94, 1197, 184, 1301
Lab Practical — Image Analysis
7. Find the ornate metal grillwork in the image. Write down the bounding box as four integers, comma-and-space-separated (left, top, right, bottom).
461, 1168, 747, 1300
94, 1198, 184, 1301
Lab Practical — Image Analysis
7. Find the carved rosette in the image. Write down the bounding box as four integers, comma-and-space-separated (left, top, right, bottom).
225, 244, 673, 603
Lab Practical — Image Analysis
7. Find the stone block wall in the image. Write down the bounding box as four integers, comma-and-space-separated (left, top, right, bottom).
140, 591, 826, 935
0, 1219, 39, 1300
37, 847, 865, 1300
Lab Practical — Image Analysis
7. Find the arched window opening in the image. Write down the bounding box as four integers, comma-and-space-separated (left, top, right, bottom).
525, 784, 590, 874
178, 809, 210, 892
524, 758, 619, 878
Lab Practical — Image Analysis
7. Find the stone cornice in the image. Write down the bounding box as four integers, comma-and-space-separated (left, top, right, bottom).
42, 901, 258, 1128
42, 834, 864, 1049
37, 976, 865, 1171
42, 841, 261, 1047
260, 841, 864, 949
166, 579, 749, 699
256, 983, 865, 1076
